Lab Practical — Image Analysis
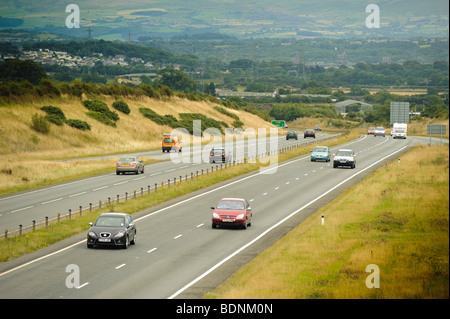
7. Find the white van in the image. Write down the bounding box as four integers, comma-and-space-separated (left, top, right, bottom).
391, 123, 407, 138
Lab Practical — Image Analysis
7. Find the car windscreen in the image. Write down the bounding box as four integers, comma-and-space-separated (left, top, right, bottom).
336, 151, 353, 156
94, 216, 125, 227
217, 200, 245, 210
163, 138, 174, 143
314, 147, 328, 152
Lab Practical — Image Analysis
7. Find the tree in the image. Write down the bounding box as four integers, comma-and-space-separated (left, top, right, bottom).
158, 68, 197, 93
0, 59, 47, 85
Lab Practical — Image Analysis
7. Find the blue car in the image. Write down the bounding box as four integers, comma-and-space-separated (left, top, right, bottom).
310, 146, 331, 162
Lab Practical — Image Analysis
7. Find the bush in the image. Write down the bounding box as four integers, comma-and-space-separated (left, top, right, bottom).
86, 111, 117, 127
65, 119, 91, 131
82, 99, 119, 126
112, 100, 131, 114
45, 114, 65, 126
31, 114, 50, 134
40, 105, 66, 119
40, 105, 66, 126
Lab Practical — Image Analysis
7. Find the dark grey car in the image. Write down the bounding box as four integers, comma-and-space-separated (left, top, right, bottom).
87, 212, 136, 249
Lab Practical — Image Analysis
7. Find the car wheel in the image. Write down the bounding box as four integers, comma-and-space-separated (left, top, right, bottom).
333, 163, 337, 168
123, 235, 129, 249
116, 171, 120, 175
130, 232, 136, 245
87, 243, 93, 249
212, 222, 217, 229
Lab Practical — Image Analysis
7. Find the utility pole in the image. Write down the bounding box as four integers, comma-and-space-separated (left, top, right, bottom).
87, 26, 92, 39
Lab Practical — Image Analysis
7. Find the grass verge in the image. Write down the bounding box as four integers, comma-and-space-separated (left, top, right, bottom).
0, 132, 357, 262
203, 145, 449, 299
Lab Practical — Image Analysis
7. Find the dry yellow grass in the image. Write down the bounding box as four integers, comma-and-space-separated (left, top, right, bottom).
204, 145, 449, 299
0, 94, 272, 195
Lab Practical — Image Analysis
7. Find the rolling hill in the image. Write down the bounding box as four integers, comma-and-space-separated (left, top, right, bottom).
1, 0, 448, 39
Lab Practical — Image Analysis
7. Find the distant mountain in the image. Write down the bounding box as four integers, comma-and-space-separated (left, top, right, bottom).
0, 0, 448, 39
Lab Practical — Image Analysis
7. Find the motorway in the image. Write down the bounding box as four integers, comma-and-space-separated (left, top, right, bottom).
0, 132, 337, 234
0, 133, 417, 299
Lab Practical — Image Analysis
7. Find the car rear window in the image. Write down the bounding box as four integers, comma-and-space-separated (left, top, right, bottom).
119, 157, 135, 162
164, 138, 174, 143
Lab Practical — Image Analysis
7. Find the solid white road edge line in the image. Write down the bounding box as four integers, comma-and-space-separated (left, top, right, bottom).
166, 145, 408, 299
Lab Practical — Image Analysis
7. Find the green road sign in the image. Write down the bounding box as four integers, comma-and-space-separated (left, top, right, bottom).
271, 120, 285, 127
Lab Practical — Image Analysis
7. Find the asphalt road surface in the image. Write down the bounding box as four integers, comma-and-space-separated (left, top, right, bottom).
0, 132, 338, 234
0, 134, 417, 299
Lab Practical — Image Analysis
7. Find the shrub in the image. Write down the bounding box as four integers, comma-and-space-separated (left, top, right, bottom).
112, 100, 131, 115
65, 119, 91, 131
45, 114, 65, 126
31, 114, 50, 134
40, 105, 66, 126
86, 111, 117, 127
82, 99, 119, 126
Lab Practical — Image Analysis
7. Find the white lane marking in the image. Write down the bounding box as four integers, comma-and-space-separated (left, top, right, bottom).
115, 264, 126, 269
147, 248, 158, 254
262, 192, 267, 196
150, 172, 162, 176
165, 169, 176, 172
11, 205, 34, 213
196, 223, 204, 228
93, 186, 108, 191
174, 234, 183, 239
133, 176, 146, 181
167, 145, 409, 299
275, 187, 279, 190
113, 181, 128, 186
69, 192, 87, 198
41, 198, 63, 205
76, 282, 89, 289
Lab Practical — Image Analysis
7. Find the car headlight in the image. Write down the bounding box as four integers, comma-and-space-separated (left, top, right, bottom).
88, 231, 97, 238
236, 213, 245, 219
213, 212, 220, 218
113, 231, 125, 238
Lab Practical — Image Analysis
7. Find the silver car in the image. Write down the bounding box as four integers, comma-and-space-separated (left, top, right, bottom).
374, 127, 385, 137
333, 149, 356, 169
116, 156, 144, 175
209, 147, 232, 164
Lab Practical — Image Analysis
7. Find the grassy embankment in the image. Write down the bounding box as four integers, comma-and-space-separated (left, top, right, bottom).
204, 145, 449, 299
0, 94, 273, 196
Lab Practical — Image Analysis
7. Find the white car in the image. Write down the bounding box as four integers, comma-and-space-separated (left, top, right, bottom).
374, 127, 385, 137
392, 129, 407, 139
333, 149, 356, 169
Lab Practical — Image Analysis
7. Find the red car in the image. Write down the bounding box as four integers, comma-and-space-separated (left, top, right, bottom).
211, 198, 253, 229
